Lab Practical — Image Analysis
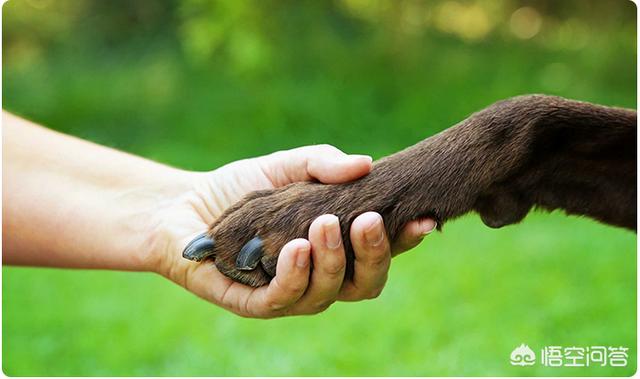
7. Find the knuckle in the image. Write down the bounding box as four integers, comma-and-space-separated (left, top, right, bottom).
274, 274, 306, 294
363, 251, 389, 271
316, 143, 336, 151
322, 259, 346, 276
368, 248, 389, 266
313, 144, 341, 156
265, 299, 287, 313
285, 281, 307, 295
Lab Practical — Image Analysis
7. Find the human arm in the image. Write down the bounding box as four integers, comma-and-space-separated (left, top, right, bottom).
2, 111, 435, 317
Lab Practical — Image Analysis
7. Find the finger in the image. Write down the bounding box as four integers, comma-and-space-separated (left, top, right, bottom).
305, 148, 372, 183
244, 239, 311, 318
289, 214, 346, 314
391, 218, 437, 256
338, 212, 390, 301
261, 144, 372, 186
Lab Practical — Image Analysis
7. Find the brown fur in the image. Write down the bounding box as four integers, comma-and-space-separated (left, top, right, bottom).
206, 95, 637, 287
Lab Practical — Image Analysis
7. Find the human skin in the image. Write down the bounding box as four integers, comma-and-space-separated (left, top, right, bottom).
2, 111, 436, 318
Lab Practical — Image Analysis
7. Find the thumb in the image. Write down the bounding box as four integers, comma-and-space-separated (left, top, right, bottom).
262, 144, 373, 186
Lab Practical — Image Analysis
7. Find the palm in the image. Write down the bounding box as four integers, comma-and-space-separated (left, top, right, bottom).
155, 145, 430, 318
157, 158, 284, 314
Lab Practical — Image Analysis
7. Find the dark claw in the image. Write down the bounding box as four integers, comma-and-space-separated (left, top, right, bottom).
182, 232, 216, 262
236, 236, 264, 271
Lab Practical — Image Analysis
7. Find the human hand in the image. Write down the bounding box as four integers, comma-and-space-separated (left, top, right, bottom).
150, 145, 436, 318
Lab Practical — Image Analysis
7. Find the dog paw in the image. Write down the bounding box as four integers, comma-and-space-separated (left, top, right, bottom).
183, 183, 352, 287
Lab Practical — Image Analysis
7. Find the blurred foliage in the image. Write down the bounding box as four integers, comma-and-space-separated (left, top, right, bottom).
2, 0, 637, 376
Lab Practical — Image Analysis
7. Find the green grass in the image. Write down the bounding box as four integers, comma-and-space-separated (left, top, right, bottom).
2, 0, 636, 376
3, 214, 636, 376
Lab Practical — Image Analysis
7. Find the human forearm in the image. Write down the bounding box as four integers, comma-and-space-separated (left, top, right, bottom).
2, 111, 191, 271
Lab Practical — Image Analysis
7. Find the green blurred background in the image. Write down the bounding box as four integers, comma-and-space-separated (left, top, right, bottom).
2, 0, 636, 376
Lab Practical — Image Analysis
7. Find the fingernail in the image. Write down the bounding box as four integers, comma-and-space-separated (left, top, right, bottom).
420, 219, 437, 236
296, 246, 310, 268
364, 215, 385, 246
323, 217, 342, 250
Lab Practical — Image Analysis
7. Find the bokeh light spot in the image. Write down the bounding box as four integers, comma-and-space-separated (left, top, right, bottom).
510, 6, 542, 39
435, 1, 493, 41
